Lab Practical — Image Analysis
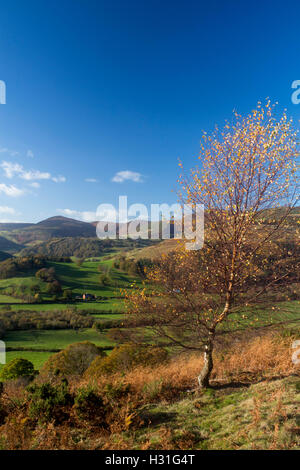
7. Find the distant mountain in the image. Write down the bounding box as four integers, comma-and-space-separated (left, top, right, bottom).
1, 206, 298, 251
36, 216, 96, 235
4, 216, 97, 244
0, 222, 32, 231
1, 216, 175, 245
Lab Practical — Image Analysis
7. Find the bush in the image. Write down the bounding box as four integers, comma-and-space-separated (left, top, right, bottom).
62, 289, 73, 301
74, 386, 106, 423
85, 343, 168, 376
41, 341, 106, 378
46, 280, 62, 294
26, 380, 72, 423
0, 358, 36, 382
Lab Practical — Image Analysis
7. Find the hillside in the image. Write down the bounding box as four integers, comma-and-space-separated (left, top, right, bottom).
0, 331, 299, 450
0, 207, 298, 258
19, 236, 158, 258
0, 223, 32, 231
0, 236, 23, 254
8, 216, 97, 244
128, 238, 179, 260
0, 251, 12, 261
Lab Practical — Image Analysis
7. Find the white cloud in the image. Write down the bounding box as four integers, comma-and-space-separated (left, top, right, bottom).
0, 161, 66, 184
85, 178, 97, 183
112, 170, 143, 183
29, 182, 40, 188
57, 208, 96, 222
1, 161, 23, 178
27, 149, 34, 158
0, 206, 15, 214
0, 147, 20, 157
1, 161, 50, 180
58, 207, 132, 223
0, 183, 24, 197
21, 169, 51, 181
52, 175, 66, 183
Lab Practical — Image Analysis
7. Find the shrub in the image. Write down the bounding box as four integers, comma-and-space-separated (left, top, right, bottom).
46, 280, 62, 294
85, 343, 168, 376
62, 289, 73, 301
74, 385, 106, 423
26, 380, 72, 423
102, 382, 131, 402
41, 341, 106, 378
0, 358, 36, 382
35, 267, 55, 282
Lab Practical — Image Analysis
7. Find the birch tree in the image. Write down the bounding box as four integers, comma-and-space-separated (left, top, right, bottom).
126, 102, 299, 388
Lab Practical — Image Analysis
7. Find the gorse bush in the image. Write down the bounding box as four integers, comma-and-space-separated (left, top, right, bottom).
85, 343, 168, 376
26, 380, 72, 423
74, 385, 106, 423
0, 358, 36, 382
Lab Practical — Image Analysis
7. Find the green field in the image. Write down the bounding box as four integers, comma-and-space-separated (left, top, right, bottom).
0, 328, 116, 371
0, 301, 125, 313
0, 258, 134, 371
2, 328, 114, 350
0, 295, 23, 303
225, 300, 300, 331
48, 259, 140, 297
1, 351, 54, 370
0, 258, 138, 302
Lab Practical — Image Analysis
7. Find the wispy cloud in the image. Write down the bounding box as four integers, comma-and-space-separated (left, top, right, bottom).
57, 208, 96, 222
1, 161, 50, 180
26, 149, 34, 158
85, 178, 98, 183
0, 161, 66, 184
58, 207, 132, 223
29, 182, 40, 188
0, 148, 19, 157
0, 206, 15, 214
0, 161, 22, 178
22, 169, 51, 181
52, 175, 66, 183
0, 183, 24, 197
112, 170, 143, 183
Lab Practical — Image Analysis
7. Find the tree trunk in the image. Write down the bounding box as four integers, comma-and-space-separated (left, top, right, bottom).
198, 331, 215, 388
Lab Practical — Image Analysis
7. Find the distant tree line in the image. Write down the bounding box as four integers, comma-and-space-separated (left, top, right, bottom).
113, 256, 154, 277
0, 256, 71, 280
0, 308, 94, 339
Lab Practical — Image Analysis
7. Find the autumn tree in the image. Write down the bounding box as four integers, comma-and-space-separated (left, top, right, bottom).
126, 101, 299, 388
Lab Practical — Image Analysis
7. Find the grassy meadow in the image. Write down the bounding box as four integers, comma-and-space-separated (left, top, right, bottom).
0, 256, 135, 371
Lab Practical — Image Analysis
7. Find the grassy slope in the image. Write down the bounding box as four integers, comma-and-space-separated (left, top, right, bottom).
126, 376, 300, 450
48, 259, 140, 297
0, 257, 135, 305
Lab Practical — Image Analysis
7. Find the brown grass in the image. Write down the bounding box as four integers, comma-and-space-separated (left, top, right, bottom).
82, 333, 298, 396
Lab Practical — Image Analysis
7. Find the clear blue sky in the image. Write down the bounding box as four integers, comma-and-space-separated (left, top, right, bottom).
0, 0, 300, 223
